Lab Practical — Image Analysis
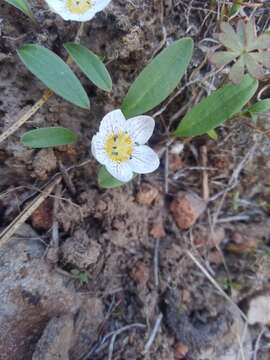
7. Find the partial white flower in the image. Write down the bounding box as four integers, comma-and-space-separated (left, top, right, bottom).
45, 0, 111, 22
91, 109, 160, 182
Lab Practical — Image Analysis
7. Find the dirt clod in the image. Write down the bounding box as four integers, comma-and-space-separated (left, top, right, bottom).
32, 149, 57, 180
130, 261, 150, 287
61, 229, 101, 269
174, 342, 189, 359
150, 222, 166, 239
31, 199, 53, 231
170, 192, 206, 230
169, 154, 184, 172
193, 226, 225, 249
136, 183, 159, 206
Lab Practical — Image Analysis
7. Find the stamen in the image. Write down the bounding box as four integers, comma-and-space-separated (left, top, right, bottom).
66, 0, 92, 14
105, 132, 133, 162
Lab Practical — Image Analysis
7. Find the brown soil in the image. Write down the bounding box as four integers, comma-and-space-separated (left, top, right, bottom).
1, 1, 270, 359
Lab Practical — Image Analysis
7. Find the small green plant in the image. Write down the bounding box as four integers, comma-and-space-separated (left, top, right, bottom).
71, 269, 90, 286
210, 20, 270, 83
3, 0, 113, 148
3, 1, 270, 190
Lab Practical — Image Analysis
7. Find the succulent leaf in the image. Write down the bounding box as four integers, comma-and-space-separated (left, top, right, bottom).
250, 34, 270, 51
244, 21, 257, 50
236, 21, 245, 46
229, 56, 245, 84
210, 51, 237, 67
211, 19, 270, 83
244, 53, 265, 80
251, 51, 270, 67
220, 22, 243, 52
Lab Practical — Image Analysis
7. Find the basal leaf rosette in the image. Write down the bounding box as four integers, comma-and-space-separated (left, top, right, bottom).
210, 20, 270, 83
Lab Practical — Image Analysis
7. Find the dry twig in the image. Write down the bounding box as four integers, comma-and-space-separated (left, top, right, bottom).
0, 176, 61, 248
143, 313, 163, 354
186, 250, 248, 322
108, 323, 146, 360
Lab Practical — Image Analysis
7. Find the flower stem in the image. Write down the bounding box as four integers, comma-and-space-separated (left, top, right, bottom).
0, 23, 84, 145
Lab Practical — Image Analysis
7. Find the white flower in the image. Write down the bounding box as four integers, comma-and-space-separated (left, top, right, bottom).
91, 109, 160, 182
45, 0, 111, 22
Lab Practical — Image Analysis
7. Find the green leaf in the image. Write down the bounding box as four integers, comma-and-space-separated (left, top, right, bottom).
207, 129, 218, 140
64, 43, 112, 92
251, 51, 270, 67
246, 99, 270, 114
229, 3, 241, 17
5, 0, 35, 20
210, 51, 237, 67
17, 44, 90, 109
21, 127, 78, 148
98, 167, 125, 189
121, 38, 194, 118
219, 22, 242, 52
229, 55, 245, 84
175, 75, 258, 137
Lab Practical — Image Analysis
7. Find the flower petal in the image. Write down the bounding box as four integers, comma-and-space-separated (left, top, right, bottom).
229, 56, 245, 84
91, 133, 108, 165
63, 9, 97, 22
125, 116, 155, 144
106, 161, 133, 182
45, 0, 65, 13
128, 145, 160, 174
92, 0, 112, 12
45, 0, 111, 22
99, 109, 126, 136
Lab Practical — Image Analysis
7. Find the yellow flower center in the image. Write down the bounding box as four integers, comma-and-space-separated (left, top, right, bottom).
66, 0, 92, 14
105, 132, 133, 162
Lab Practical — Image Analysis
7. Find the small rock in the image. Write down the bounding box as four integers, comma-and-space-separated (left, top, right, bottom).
0, 224, 80, 360
171, 142, 184, 155
130, 261, 150, 287
31, 199, 53, 231
61, 229, 101, 269
244, 289, 270, 326
170, 192, 206, 230
136, 183, 159, 206
150, 222, 166, 239
208, 250, 223, 265
32, 315, 74, 360
69, 296, 104, 360
226, 231, 258, 254
33, 149, 57, 180
174, 342, 189, 359
194, 227, 225, 249
120, 26, 143, 58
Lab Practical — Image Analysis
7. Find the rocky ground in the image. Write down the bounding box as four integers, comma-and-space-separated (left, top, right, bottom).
0, 0, 270, 359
